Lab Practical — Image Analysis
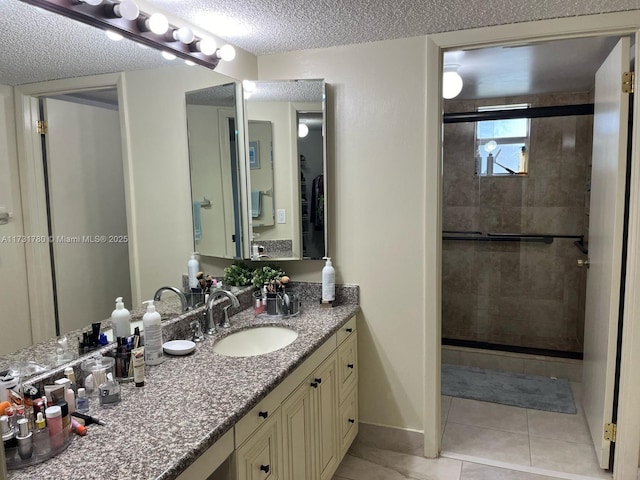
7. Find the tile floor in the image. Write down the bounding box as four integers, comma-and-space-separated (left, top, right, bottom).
333, 382, 615, 480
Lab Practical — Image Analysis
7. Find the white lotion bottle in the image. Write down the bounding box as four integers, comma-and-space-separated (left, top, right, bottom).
188, 253, 199, 289
111, 297, 131, 339
322, 257, 336, 302
142, 300, 164, 365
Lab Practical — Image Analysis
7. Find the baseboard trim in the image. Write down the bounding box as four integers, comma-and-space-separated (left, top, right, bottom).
440, 451, 611, 480
358, 420, 424, 435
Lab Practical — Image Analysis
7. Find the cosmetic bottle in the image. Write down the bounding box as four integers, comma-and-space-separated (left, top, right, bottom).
111, 297, 131, 339
45, 405, 63, 449
142, 300, 164, 366
54, 378, 75, 414
16, 418, 33, 460
33, 412, 50, 456
56, 401, 70, 441
76, 388, 89, 413
1, 414, 16, 449
188, 253, 199, 289
322, 257, 336, 302
64, 367, 77, 393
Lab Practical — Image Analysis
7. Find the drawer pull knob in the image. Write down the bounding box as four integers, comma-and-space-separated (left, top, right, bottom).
258, 411, 268, 419
346, 328, 353, 333
260, 464, 270, 473
348, 418, 355, 423
347, 363, 354, 369
310, 382, 318, 388
314, 378, 322, 384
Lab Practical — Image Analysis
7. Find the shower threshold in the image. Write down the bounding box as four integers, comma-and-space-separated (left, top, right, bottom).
442, 337, 583, 360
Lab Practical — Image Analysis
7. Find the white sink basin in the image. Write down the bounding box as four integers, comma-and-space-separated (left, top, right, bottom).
213, 326, 298, 357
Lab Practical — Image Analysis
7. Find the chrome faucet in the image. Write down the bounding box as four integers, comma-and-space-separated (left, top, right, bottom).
153, 286, 189, 313
206, 288, 240, 335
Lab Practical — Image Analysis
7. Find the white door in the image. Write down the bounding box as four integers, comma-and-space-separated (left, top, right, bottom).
43, 96, 131, 334
582, 37, 631, 470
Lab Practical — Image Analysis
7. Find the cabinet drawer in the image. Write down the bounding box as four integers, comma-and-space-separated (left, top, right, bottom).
236, 391, 284, 448
235, 407, 282, 480
337, 331, 357, 403
336, 316, 356, 345
339, 385, 358, 457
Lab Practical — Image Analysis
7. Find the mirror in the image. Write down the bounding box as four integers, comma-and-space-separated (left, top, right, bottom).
186, 83, 246, 259
245, 79, 327, 260
186, 79, 327, 261
0, 1, 236, 361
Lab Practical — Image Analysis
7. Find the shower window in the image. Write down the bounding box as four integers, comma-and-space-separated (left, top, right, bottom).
475, 104, 530, 175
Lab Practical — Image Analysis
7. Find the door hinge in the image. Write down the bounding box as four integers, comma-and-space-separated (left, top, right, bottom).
604, 423, 617, 442
36, 120, 48, 135
622, 72, 634, 94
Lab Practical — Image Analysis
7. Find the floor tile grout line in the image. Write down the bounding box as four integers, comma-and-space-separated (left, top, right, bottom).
527, 407, 533, 467
446, 419, 530, 437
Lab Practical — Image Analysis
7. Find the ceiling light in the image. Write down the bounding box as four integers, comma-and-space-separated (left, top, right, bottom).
173, 27, 194, 44
105, 30, 123, 41
443, 64, 463, 99
162, 51, 176, 60
242, 80, 256, 93
112, 0, 139, 21
77, 0, 103, 5
216, 45, 236, 62
195, 37, 217, 56
184, 60, 196, 66
298, 124, 309, 138
138, 12, 169, 35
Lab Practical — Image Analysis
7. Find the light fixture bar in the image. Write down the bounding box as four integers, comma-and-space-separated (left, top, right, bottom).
20, 0, 222, 69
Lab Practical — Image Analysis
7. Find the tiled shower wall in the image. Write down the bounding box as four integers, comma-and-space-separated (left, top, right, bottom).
442, 92, 593, 353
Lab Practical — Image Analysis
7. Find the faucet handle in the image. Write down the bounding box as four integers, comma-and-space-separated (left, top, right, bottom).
190, 320, 205, 343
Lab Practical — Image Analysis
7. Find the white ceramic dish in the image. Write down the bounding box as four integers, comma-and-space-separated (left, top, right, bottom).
162, 340, 196, 356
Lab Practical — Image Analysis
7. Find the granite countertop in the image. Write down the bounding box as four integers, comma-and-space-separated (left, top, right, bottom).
7, 288, 360, 480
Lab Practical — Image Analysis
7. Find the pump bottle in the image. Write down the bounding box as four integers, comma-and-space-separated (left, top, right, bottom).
142, 300, 164, 365
111, 297, 131, 339
322, 257, 336, 302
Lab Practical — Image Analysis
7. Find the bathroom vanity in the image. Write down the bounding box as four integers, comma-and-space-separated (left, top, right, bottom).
4, 286, 359, 480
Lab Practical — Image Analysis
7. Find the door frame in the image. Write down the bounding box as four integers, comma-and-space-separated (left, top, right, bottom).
14, 73, 136, 344
424, 11, 640, 478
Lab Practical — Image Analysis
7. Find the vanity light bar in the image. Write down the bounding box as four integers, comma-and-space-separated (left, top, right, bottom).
20, 0, 227, 70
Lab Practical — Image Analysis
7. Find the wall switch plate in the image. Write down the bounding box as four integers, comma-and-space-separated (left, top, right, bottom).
277, 209, 286, 224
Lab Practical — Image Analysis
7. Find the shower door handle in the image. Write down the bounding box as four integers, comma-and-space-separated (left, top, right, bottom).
577, 258, 590, 268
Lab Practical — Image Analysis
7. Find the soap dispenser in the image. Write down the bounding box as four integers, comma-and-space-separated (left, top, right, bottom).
142, 300, 164, 366
322, 257, 336, 302
111, 297, 131, 340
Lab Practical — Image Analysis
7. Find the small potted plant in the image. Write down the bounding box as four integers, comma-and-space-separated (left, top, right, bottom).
223, 263, 254, 288
252, 264, 286, 289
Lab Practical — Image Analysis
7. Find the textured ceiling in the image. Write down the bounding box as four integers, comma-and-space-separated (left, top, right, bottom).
249, 80, 324, 102
147, 0, 640, 55
1, 0, 173, 85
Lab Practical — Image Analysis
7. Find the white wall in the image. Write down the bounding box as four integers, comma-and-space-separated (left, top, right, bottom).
0, 84, 31, 355
257, 37, 428, 431
122, 64, 256, 304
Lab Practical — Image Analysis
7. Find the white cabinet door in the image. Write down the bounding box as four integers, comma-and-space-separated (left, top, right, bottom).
282, 381, 315, 480
312, 353, 339, 480
236, 408, 282, 480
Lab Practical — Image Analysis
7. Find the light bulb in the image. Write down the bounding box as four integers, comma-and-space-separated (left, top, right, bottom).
162, 51, 176, 60
442, 65, 463, 99
242, 80, 256, 93
217, 45, 236, 62
113, 0, 139, 20
196, 37, 217, 56
298, 124, 309, 138
185, 60, 196, 66
173, 27, 194, 44
79, 0, 103, 5
106, 30, 123, 41
147, 13, 169, 35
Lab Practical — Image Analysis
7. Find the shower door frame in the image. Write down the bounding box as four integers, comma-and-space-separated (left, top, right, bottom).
424, 12, 640, 479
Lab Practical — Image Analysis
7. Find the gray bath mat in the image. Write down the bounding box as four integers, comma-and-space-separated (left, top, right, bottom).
442, 364, 577, 414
